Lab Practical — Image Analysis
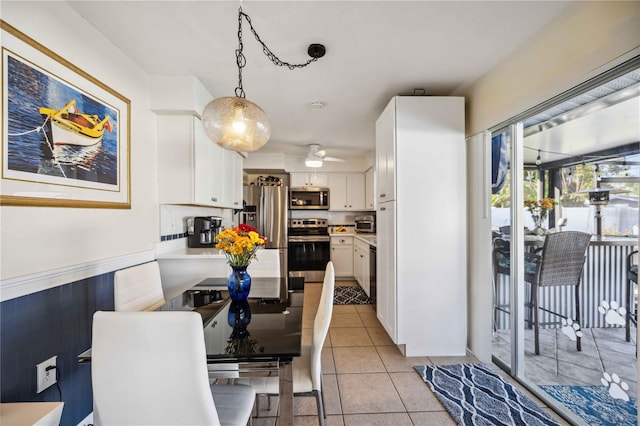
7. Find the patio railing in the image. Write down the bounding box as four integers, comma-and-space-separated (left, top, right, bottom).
494, 237, 637, 329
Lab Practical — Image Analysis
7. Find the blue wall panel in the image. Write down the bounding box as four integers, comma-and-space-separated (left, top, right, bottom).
1, 272, 114, 426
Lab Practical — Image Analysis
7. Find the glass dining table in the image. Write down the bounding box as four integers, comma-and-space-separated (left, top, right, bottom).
78, 277, 303, 426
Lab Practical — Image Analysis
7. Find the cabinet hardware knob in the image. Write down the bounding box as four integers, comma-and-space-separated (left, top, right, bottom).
380, 194, 386, 197
211, 320, 218, 328
380, 207, 386, 211
211, 197, 218, 202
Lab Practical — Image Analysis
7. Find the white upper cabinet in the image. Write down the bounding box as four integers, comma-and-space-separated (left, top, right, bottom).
223, 149, 244, 209
329, 173, 365, 211
232, 151, 244, 209
158, 115, 237, 208
375, 102, 396, 202
290, 172, 329, 187
365, 168, 375, 210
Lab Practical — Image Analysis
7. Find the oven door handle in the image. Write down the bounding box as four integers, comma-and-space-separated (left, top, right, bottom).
288, 236, 331, 243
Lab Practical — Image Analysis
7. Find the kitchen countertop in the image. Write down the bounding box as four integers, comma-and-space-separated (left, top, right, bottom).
156, 247, 226, 259
330, 233, 376, 247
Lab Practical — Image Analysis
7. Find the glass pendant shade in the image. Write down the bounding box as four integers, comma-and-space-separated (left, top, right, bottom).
201, 96, 271, 152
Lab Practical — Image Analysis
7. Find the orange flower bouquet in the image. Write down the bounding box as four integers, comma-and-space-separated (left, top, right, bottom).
215, 224, 267, 267
524, 198, 557, 233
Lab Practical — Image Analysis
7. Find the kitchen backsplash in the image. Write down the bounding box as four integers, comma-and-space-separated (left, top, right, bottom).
160, 205, 369, 242
159, 204, 234, 241
289, 209, 368, 225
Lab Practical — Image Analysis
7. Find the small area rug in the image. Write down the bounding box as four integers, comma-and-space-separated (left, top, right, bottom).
540, 385, 637, 426
333, 285, 371, 305
414, 363, 561, 426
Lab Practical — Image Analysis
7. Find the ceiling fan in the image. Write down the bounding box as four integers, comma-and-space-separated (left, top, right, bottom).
304, 144, 345, 167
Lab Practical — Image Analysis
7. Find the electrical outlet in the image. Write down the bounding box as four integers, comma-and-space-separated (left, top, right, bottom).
36, 356, 57, 393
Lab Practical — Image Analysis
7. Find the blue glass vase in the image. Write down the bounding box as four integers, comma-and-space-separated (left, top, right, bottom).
228, 266, 251, 301
228, 300, 252, 332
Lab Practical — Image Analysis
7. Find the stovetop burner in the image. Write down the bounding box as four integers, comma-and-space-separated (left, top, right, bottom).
288, 219, 329, 237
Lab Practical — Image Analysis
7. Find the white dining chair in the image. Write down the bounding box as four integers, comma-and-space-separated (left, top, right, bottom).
113, 261, 165, 312
235, 261, 335, 425
246, 248, 281, 278
91, 311, 255, 426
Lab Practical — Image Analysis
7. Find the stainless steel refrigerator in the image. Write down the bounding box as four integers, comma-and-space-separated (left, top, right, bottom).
242, 185, 288, 279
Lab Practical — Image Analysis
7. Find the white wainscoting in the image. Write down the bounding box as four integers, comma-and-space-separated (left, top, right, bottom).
0, 250, 155, 302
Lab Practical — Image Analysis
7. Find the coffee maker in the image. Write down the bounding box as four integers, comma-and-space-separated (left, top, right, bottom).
187, 216, 222, 248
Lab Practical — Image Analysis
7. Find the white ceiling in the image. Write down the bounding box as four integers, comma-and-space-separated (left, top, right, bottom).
65, 1, 640, 167
524, 93, 640, 166
67, 0, 576, 160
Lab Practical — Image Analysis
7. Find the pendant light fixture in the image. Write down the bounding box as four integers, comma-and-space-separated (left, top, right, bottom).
202, 7, 326, 152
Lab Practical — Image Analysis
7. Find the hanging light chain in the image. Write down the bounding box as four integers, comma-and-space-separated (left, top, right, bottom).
235, 8, 246, 98
234, 7, 320, 98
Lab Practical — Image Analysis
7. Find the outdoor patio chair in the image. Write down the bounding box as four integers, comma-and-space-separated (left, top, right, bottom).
625, 249, 638, 343
492, 237, 511, 330
493, 231, 591, 355
526, 231, 591, 355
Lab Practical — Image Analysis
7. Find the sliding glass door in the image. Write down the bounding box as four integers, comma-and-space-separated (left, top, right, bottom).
490, 59, 639, 424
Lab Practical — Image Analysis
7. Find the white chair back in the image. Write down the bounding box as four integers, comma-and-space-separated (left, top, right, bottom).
114, 261, 165, 312
244, 248, 281, 277
310, 261, 335, 390
91, 311, 221, 425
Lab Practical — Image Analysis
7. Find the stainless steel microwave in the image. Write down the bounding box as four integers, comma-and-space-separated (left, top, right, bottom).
290, 187, 330, 210
355, 215, 376, 233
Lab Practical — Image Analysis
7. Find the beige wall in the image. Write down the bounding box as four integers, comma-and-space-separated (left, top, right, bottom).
464, 1, 640, 134
1, 2, 158, 286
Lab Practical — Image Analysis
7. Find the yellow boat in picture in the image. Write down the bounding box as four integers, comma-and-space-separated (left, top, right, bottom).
39, 99, 112, 146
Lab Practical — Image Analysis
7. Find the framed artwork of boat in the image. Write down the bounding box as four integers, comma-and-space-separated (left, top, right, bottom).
1, 20, 131, 208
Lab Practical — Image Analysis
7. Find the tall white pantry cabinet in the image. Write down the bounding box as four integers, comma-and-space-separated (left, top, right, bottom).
375, 96, 466, 356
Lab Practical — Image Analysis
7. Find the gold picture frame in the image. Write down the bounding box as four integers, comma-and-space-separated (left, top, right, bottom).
1, 20, 131, 208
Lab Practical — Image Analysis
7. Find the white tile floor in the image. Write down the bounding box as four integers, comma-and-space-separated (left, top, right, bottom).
245, 282, 568, 425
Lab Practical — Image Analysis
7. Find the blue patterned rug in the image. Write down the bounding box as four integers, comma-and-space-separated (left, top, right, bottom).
333, 285, 371, 305
414, 363, 561, 426
540, 385, 637, 426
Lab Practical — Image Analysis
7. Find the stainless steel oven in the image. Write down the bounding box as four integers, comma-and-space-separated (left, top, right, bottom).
288, 219, 331, 283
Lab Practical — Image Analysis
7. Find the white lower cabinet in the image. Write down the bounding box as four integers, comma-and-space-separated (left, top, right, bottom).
376, 201, 396, 341
331, 236, 353, 278
353, 238, 370, 296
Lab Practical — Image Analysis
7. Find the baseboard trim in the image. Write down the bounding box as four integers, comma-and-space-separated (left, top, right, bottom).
0, 250, 155, 302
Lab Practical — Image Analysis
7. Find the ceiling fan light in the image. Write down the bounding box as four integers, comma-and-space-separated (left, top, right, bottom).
201, 96, 271, 152
305, 158, 323, 168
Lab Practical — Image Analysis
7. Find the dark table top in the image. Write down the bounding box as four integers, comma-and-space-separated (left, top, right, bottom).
78, 278, 303, 364
196, 290, 303, 363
